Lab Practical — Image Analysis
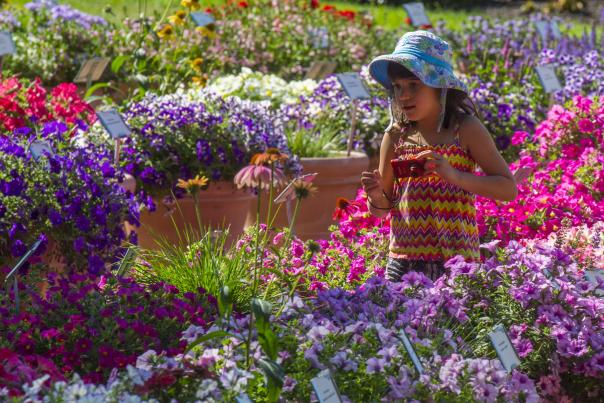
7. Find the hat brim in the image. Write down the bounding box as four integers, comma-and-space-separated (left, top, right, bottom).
368, 54, 468, 95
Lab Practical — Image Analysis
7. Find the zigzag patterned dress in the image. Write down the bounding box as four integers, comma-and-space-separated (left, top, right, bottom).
389, 132, 481, 265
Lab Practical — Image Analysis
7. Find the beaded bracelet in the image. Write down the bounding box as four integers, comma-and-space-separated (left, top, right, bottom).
382, 190, 400, 205
367, 196, 395, 211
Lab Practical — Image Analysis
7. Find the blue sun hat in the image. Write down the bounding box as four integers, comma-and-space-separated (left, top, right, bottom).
368, 30, 467, 94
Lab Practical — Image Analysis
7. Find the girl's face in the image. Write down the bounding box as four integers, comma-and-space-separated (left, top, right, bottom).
392, 77, 440, 123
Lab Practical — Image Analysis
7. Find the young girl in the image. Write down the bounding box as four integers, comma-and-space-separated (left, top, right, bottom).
361, 30, 517, 282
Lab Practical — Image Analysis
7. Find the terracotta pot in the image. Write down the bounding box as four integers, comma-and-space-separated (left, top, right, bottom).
291, 151, 369, 240
368, 152, 380, 172
133, 181, 255, 250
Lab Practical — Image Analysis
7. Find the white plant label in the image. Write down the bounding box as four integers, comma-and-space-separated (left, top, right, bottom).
97, 109, 131, 139
403, 2, 431, 27
29, 141, 53, 161
489, 324, 521, 373
584, 270, 604, 297
190, 12, 215, 27
535, 64, 562, 94
310, 369, 342, 403
336, 73, 371, 100
0, 31, 16, 56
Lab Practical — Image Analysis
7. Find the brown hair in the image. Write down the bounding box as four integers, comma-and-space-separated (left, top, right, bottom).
385, 62, 482, 136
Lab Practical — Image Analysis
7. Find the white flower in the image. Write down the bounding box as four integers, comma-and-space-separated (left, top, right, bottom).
136, 349, 158, 371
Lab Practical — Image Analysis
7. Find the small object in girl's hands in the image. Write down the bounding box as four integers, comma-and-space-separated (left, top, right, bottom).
391, 157, 428, 178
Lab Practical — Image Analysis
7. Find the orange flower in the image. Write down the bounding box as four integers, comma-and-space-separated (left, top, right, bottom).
176, 175, 209, 195
250, 148, 289, 166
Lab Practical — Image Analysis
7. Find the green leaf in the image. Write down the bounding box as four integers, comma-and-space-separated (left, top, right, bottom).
84, 82, 110, 99
111, 55, 128, 74
258, 358, 285, 387
251, 298, 272, 326
218, 285, 233, 320
259, 358, 284, 402
185, 330, 237, 353
258, 327, 279, 361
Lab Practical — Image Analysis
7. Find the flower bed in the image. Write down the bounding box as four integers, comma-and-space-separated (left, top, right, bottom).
0, 77, 137, 270
0, 271, 217, 392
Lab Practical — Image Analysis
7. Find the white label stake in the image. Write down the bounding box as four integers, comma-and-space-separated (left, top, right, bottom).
403, 2, 431, 27
489, 324, 521, 373
310, 369, 342, 403
535, 64, 563, 94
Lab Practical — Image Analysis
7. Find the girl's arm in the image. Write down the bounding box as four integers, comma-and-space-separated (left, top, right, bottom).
361, 131, 398, 218
421, 116, 517, 202
452, 116, 517, 202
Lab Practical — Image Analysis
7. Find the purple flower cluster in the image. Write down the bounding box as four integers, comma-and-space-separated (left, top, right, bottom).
0, 271, 217, 385
0, 123, 139, 273
278, 68, 389, 155
119, 90, 299, 196
24, 0, 107, 29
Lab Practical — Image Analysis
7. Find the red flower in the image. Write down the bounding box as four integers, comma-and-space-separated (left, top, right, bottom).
205, 7, 213, 13
405, 17, 412, 25
337, 10, 356, 21
238, 1, 248, 7
420, 24, 433, 30
310, 0, 319, 8
333, 197, 363, 220
322, 5, 335, 12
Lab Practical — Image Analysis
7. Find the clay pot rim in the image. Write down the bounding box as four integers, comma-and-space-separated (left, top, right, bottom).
300, 150, 368, 163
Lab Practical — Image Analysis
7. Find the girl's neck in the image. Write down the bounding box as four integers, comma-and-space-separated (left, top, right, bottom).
412, 117, 442, 139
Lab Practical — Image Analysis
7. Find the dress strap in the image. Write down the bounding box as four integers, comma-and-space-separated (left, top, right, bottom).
453, 114, 467, 146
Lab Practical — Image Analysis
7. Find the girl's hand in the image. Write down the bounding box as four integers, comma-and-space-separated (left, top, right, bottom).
416, 150, 460, 184
361, 169, 384, 201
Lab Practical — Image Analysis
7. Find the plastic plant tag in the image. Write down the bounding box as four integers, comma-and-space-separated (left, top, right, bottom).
310, 369, 342, 403
306, 61, 337, 80
190, 12, 215, 27
399, 328, 424, 374
235, 394, 254, 403
543, 268, 560, 290
309, 26, 329, 49
74, 57, 110, 83
584, 270, 604, 297
535, 64, 562, 94
0, 31, 16, 56
489, 324, 521, 373
29, 141, 53, 162
336, 73, 371, 100
97, 109, 131, 139
535, 20, 561, 41
274, 173, 317, 204
403, 2, 431, 27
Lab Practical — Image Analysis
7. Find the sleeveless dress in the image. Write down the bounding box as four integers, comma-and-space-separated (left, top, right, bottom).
386, 124, 481, 281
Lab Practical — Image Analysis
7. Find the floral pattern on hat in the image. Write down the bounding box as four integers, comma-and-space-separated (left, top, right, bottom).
368, 30, 467, 94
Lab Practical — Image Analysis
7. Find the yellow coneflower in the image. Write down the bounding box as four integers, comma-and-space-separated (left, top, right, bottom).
181, 0, 201, 10
196, 26, 216, 39
192, 74, 209, 87
168, 10, 187, 26
157, 24, 175, 40
250, 148, 289, 166
292, 179, 317, 200
176, 175, 209, 195
190, 57, 204, 72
